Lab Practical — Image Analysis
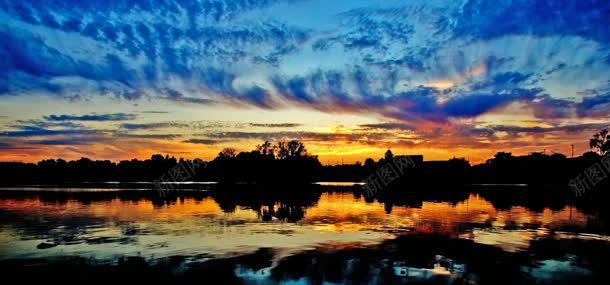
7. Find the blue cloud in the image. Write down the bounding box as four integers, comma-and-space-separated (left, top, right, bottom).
0, 141, 12, 149
1, 0, 609, 123
163, 89, 216, 105
1, 0, 308, 98
119, 121, 242, 131
577, 92, 610, 117
447, 0, 610, 43
314, 7, 415, 51
44, 113, 137, 121
488, 123, 609, 135
9, 120, 84, 130
2, 1, 291, 27
120, 122, 190, 130
270, 71, 542, 122
473, 72, 533, 90
27, 138, 100, 145
1, 127, 101, 137
443, 88, 541, 117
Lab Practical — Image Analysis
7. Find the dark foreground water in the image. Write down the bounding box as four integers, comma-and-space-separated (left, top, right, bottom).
0, 185, 608, 284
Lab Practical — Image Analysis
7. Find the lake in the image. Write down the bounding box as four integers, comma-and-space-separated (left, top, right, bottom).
0, 185, 608, 284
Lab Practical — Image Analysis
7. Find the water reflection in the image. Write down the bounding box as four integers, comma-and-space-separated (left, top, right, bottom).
0, 188, 609, 284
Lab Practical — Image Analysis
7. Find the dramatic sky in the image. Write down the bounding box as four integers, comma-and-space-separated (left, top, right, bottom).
1, 0, 609, 164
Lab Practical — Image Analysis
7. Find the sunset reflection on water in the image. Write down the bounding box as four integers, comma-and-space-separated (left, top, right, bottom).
0, 190, 601, 261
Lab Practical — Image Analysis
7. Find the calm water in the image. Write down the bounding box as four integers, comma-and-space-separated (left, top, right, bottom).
0, 187, 608, 284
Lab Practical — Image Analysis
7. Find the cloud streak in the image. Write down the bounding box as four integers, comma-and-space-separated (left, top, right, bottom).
1, 0, 610, 164
1, 0, 608, 124
44, 113, 137, 121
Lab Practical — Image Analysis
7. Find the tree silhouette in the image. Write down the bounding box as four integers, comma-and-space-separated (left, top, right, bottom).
582, 151, 600, 159
364, 158, 375, 168
589, 129, 609, 156
276, 142, 288, 159
277, 140, 307, 159
151, 154, 165, 161
384, 149, 394, 161
288, 140, 307, 157
255, 141, 276, 158
448, 157, 470, 168
216, 148, 237, 160
549, 152, 566, 160
486, 152, 513, 164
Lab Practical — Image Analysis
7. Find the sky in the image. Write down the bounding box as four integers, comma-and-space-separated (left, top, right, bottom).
1, 0, 609, 164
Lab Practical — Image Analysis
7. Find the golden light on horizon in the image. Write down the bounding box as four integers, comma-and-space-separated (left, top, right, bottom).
424, 79, 456, 90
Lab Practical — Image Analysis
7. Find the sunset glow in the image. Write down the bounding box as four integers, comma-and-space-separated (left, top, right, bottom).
1, 0, 609, 163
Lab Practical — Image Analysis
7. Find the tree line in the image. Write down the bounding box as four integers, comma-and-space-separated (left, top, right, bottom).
0, 130, 608, 185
